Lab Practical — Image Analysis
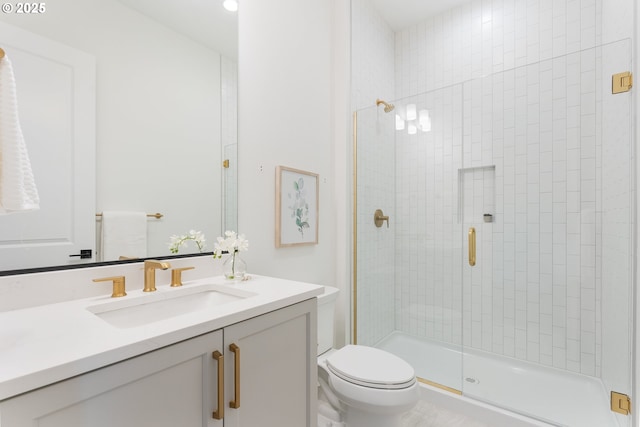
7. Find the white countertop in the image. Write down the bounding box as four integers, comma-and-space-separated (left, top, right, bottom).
0, 274, 323, 401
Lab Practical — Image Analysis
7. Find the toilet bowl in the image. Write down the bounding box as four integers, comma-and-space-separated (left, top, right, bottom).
317, 286, 419, 427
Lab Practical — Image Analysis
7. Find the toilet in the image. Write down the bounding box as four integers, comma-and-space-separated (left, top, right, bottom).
317, 286, 420, 427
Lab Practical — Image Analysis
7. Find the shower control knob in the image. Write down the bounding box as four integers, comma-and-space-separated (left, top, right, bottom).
374, 209, 389, 228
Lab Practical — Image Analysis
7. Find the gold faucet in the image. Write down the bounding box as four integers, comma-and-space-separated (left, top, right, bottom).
143, 260, 171, 292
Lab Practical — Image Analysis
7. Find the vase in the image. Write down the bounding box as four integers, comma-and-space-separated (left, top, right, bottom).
223, 251, 247, 280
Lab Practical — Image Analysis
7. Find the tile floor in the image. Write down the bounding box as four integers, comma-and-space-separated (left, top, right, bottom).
401, 399, 489, 427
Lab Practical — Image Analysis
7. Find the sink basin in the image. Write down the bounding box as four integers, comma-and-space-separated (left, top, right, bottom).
87, 284, 256, 329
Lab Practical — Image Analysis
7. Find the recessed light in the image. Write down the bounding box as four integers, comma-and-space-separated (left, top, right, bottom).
223, 0, 238, 12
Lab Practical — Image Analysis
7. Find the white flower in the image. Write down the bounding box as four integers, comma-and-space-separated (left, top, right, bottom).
213, 230, 249, 258
168, 230, 206, 253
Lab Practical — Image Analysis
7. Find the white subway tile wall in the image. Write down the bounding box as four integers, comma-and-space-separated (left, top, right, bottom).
394, 87, 464, 346
351, 0, 395, 111
394, 0, 602, 99
453, 48, 603, 375
352, 0, 396, 346
353, 0, 631, 378
355, 108, 396, 346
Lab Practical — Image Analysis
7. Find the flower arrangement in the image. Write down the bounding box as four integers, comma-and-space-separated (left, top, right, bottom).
213, 230, 249, 257
214, 231, 249, 280
168, 230, 206, 254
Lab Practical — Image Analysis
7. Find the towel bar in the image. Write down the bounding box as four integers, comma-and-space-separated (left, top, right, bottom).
96, 212, 163, 219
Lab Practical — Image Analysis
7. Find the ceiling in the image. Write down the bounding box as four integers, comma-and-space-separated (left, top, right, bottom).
117, 0, 237, 59
369, 0, 472, 31
115, 0, 471, 60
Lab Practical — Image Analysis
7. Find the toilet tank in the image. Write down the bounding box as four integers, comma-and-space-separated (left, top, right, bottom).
317, 286, 339, 355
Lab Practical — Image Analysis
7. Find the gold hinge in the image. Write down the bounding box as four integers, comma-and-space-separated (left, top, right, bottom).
611, 391, 631, 415
223, 159, 230, 168
612, 71, 633, 94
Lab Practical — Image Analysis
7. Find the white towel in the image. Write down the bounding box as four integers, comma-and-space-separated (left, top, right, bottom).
0, 53, 40, 214
101, 211, 147, 261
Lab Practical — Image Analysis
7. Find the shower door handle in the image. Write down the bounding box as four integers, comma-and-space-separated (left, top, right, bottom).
468, 227, 476, 267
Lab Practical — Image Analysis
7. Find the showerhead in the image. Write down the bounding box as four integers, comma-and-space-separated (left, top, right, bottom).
376, 98, 395, 113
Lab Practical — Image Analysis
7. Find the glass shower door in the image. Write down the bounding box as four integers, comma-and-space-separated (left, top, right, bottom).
353, 103, 397, 350
460, 40, 633, 427
354, 83, 465, 393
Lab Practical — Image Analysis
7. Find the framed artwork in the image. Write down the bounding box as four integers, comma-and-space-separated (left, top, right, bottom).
275, 166, 319, 247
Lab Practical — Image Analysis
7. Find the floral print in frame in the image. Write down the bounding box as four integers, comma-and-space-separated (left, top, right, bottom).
275, 166, 319, 247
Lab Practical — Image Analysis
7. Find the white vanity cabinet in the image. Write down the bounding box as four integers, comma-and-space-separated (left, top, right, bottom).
222, 298, 317, 427
0, 298, 317, 427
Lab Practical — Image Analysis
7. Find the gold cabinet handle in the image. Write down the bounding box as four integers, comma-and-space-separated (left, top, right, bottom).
229, 343, 240, 409
212, 351, 224, 420
92, 276, 126, 298
468, 227, 476, 266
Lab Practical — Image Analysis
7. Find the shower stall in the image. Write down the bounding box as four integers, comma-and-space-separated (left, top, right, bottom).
353, 39, 633, 427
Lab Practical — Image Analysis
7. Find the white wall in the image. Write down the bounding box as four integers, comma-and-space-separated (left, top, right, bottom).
0, 0, 223, 258
331, 0, 353, 348
238, 0, 335, 286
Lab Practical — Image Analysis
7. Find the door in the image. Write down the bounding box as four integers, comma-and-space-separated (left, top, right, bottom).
0, 23, 95, 270
460, 40, 634, 427
223, 299, 317, 427
354, 84, 465, 393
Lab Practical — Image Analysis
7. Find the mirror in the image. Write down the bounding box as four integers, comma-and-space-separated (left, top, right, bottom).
0, 0, 237, 272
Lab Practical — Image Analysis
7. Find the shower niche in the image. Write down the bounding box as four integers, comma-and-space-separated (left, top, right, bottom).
458, 165, 495, 225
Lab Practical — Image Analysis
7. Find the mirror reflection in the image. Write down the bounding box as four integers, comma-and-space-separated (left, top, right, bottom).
0, 0, 238, 272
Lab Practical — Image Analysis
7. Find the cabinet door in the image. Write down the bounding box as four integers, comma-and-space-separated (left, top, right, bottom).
223, 298, 317, 427
0, 330, 224, 427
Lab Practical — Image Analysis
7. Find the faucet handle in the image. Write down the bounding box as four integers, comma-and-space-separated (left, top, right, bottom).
93, 276, 127, 298
170, 267, 195, 287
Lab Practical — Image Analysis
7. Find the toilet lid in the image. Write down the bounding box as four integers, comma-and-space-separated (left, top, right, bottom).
326, 345, 416, 389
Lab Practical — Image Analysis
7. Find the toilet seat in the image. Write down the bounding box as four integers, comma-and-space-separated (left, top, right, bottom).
326, 345, 416, 389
